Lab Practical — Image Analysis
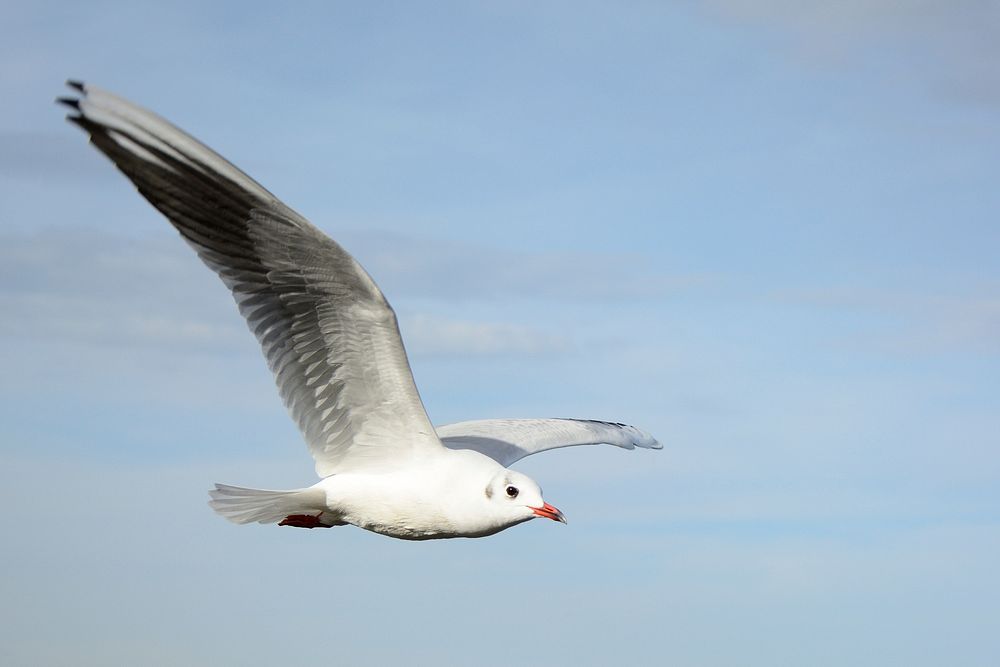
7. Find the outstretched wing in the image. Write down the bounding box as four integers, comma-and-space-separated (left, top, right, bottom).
436, 418, 660, 467
60, 81, 442, 476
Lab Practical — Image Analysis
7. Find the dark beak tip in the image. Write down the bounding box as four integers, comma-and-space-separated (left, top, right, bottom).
532, 502, 567, 524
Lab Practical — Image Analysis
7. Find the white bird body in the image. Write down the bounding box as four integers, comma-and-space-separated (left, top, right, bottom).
60, 81, 661, 541
320, 449, 519, 540
213, 448, 550, 539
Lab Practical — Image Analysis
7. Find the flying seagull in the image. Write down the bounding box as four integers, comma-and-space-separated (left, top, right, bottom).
59, 81, 661, 540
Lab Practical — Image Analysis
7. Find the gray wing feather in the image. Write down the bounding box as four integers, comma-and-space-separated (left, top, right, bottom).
436, 418, 661, 467
62, 82, 441, 476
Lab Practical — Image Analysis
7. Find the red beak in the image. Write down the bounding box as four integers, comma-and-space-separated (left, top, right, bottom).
530, 502, 567, 524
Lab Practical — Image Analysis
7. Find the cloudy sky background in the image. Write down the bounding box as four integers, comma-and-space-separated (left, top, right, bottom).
2, 2, 999, 665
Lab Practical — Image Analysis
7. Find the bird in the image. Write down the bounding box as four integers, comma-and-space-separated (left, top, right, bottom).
59, 80, 661, 540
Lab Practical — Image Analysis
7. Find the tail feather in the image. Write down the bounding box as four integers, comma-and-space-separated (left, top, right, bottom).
208, 483, 329, 525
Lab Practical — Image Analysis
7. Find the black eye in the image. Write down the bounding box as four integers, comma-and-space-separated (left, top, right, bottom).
505, 485, 519, 498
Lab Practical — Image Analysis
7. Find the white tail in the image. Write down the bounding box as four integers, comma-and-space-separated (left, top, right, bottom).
208, 483, 329, 525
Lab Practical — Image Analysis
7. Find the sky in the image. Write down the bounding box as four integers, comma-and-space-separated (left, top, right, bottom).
2, 1, 999, 665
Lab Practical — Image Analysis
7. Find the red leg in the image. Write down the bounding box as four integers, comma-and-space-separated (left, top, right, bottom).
279, 512, 328, 529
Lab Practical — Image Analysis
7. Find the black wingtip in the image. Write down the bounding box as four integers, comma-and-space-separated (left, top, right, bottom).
59, 81, 85, 122
66, 114, 87, 130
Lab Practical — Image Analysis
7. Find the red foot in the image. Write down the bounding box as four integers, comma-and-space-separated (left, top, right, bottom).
279, 512, 327, 529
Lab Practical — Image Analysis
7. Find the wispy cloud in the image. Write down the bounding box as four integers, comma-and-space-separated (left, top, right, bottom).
0, 228, 244, 351
707, 0, 1000, 106
775, 285, 1000, 357
0, 131, 121, 184
339, 228, 701, 302
0, 228, 597, 357
400, 312, 570, 358
0, 291, 241, 349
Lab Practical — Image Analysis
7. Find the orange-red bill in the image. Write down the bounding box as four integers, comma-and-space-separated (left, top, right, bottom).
531, 502, 567, 524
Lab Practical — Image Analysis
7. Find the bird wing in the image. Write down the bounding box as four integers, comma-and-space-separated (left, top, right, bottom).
435, 418, 660, 467
60, 81, 443, 476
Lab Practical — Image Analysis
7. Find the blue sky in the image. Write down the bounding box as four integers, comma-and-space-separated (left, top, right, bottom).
2, 1, 999, 665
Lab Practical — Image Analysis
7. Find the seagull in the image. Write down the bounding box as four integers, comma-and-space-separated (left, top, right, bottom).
59, 81, 661, 540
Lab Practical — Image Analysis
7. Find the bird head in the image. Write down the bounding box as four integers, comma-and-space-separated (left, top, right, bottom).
484, 469, 566, 526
